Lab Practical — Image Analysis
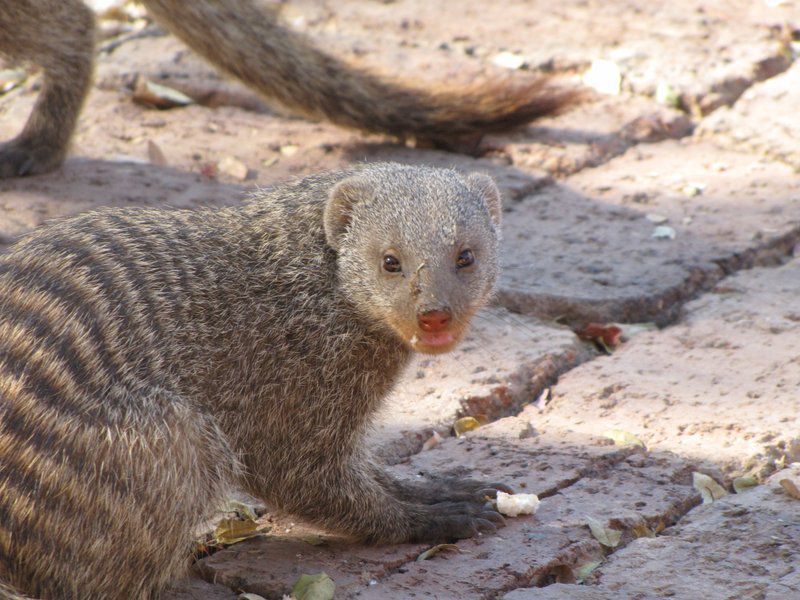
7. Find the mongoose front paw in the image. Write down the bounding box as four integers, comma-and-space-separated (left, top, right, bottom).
0, 138, 63, 178
412, 501, 507, 541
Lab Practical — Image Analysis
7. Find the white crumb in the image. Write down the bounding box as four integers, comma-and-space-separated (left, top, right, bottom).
496, 491, 540, 517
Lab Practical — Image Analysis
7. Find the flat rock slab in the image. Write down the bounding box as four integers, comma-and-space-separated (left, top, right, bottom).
197, 415, 701, 599
300, 0, 797, 112
195, 534, 426, 599
370, 308, 590, 459
532, 258, 800, 475
697, 61, 800, 171
498, 140, 800, 324
165, 576, 238, 600
487, 95, 691, 178
358, 420, 698, 599
508, 469, 800, 599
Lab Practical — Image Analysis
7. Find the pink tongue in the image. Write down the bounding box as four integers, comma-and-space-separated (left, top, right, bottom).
420, 331, 455, 346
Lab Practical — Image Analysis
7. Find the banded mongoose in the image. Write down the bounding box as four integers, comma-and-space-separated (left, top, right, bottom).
0, 0, 580, 178
0, 163, 510, 598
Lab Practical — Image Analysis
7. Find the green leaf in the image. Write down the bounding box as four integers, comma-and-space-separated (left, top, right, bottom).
575, 560, 602, 583
586, 516, 621, 548
212, 517, 265, 546
291, 573, 335, 600
733, 476, 759, 494
631, 522, 656, 538
603, 429, 645, 449
692, 472, 728, 504
453, 416, 480, 437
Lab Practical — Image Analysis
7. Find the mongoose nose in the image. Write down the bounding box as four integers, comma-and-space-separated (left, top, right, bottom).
418, 309, 452, 332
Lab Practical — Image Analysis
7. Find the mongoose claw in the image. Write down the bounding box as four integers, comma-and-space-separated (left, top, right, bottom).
476, 482, 515, 499
472, 517, 499, 535
424, 477, 514, 503
479, 510, 507, 526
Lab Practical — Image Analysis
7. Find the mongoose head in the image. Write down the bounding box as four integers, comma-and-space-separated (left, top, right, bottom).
324, 163, 502, 354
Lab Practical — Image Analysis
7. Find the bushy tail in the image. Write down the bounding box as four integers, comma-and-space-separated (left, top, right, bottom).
142, 0, 582, 140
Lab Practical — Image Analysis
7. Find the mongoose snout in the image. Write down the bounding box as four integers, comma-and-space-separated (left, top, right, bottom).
418, 308, 452, 332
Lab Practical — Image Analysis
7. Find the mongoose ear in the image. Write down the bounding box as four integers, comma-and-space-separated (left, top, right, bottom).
324, 176, 374, 250
467, 173, 502, 227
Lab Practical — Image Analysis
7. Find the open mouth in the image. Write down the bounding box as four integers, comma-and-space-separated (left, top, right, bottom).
408, 330, 460, 353
417, 331, 456, 347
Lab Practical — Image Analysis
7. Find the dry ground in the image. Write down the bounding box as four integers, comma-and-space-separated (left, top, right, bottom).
1, 1, 799, 598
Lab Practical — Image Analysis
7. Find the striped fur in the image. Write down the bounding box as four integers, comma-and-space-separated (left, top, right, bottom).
0, 164, 505, 598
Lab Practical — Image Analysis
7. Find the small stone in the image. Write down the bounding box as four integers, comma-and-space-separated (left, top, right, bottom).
491, 52, 526, 70
582, 59, 622, 95
681, 182, 706, 197
217, 156, 249, 180
652, 225, 677, 240
645, 213, 668, 224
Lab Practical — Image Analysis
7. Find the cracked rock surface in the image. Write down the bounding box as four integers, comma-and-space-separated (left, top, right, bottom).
1, 1, 799, 598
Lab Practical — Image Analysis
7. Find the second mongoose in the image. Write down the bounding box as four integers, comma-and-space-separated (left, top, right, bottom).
0, 163, 509, 598
0, 0, 580, 178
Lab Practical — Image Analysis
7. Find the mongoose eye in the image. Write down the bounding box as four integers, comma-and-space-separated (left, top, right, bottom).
382, 254, 402, 273
456, 249, 475, 269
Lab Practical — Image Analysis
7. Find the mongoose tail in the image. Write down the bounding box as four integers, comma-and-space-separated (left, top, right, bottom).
143, 0, 582, 141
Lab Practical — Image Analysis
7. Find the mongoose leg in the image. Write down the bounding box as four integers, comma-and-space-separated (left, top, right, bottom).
250, 456, 506, 544
0, 0, 94, 177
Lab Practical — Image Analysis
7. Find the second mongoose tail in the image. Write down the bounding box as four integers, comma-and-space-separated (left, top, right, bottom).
142, 0, 583, 142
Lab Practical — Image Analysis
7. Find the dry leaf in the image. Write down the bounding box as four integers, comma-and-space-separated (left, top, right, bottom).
733, 476, 759, 494
603, 429, 646, 449
692, 472, 728, 504
453, 416, 480, 437
577, 323, 623, 353
779, 478, 800, 500
239, 594, 267, 600
416, 543, 461, 561
199, 162, 218, 179
212, 517, 265, 546
291, 573, 335, 600
586, 516, 621, 548
147, 140, 167, 166
422, 430, 443, 451
631, 522, 656, 538
133, 79, 194, 109
279, 144, 299, 157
